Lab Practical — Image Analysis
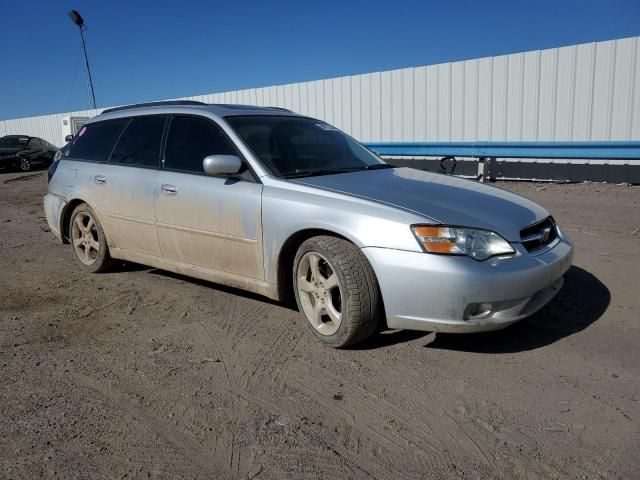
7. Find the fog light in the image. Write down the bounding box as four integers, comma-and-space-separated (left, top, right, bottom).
464, 302, 493, 320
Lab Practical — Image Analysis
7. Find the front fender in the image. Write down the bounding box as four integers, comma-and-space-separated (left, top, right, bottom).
261, 182, 426, 285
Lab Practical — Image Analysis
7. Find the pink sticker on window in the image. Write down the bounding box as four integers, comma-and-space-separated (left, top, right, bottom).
78, 127, 86, 137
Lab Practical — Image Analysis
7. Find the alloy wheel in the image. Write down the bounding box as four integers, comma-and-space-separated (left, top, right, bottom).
296, 251, 343, 336
71, 212, 100, 265
19, 157, 31, 172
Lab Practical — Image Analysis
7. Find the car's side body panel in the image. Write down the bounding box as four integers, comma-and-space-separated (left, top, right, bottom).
155, 170, 265, 280
93, 163, 162, 257
108, 246, 277, 299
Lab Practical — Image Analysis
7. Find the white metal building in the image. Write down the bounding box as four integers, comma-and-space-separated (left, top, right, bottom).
1, 36, 638, 148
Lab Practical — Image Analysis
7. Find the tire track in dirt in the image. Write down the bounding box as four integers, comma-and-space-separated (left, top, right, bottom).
399, 389, 497, 469
187, 303, 303, 477
287, 360, 449, 457
189, 293, 301, 407
185, 320, 256, 478
150, 286, 442, 477
192, 320, 233, 386
244, 318, 303, 391
273, 443, 385, 479
66, 370, 225, 478
356, 354, 582, 477
340, 350, 508, 468
281, 356, 536, 476
278, 378, 414, 477
186, 302, 310, 478
183, 303, 387, 478
285, 366, 441, 465
262, 447, 352, 478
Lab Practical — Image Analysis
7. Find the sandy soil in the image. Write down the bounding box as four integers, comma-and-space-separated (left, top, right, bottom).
1, 169, 639, 479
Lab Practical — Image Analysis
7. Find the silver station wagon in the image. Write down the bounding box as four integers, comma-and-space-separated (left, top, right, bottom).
44, 101, 573, 347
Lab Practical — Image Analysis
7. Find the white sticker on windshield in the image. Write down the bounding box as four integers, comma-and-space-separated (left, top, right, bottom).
316, 123, 339, 131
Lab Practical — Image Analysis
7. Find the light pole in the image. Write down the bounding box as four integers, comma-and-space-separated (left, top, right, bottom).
68, 10, 97, 109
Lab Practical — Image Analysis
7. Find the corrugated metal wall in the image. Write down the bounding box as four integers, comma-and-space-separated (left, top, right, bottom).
1, 36, 638, 148
0, 108, 102, 146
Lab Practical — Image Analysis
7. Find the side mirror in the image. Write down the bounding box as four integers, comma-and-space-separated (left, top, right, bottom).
203, 155, 243, 176
64, 134, 74, 143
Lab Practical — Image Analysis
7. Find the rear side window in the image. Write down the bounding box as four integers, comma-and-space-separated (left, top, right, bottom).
67, 119, 128, 162
164, 116, 236, 174
110, 116, 166, 168
0, 137, 29, 148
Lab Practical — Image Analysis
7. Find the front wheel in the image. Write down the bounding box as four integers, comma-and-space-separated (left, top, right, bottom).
293, 236, 382, 348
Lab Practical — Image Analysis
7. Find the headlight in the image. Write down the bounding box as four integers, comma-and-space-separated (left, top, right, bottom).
53, 150, 62, 162
412, 225, 515, 261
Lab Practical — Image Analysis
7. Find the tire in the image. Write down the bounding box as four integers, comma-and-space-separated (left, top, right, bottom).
69, 203, 114, 273
19, 156, 31, 172
293, 236, 382, 348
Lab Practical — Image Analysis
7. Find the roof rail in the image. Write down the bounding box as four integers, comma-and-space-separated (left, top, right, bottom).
102, 100, 207, 114
266, 106, 293, 112
212, 104, 292, 112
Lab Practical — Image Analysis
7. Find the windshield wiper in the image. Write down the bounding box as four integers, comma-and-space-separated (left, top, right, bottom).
283, 163, 396, 179
282, 167, 366, 179
365, 163, 396, 170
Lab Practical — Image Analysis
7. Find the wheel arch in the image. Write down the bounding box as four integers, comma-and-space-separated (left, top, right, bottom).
276, 228, 360, 306
60, 199, 86, 244
60, 198, 111, 246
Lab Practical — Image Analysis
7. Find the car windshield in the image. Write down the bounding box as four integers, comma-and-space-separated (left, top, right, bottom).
226, 116, 390, 178
0, 137, 29, 148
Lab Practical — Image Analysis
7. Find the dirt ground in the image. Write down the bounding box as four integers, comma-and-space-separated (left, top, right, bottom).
0, 169, 638, 480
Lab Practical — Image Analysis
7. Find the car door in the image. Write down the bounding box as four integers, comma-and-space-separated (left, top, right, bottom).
27, 138, 45, 161
94, 115, 166, 257
64, 118, 129, 228
155, 115, 264, 280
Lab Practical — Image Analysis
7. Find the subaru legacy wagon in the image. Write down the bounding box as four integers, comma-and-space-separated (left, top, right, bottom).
44, 101, 573, 347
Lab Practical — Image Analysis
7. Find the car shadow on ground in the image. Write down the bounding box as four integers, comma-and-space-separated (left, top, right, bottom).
113, 262, 608, 354
423, 266, 610, 353
145, 268, 292, 309
356, 266, 609, 352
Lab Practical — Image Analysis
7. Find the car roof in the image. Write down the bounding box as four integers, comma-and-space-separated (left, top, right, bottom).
92, 101, 301, 124
1, 135, 32, 139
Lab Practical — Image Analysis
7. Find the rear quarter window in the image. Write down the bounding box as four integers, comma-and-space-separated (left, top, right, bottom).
67, 119, 128, 162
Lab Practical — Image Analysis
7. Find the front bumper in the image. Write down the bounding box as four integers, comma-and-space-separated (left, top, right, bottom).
362, 237, 573, 333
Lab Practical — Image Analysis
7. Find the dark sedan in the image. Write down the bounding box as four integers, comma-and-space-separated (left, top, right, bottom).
0, 135, 58, 172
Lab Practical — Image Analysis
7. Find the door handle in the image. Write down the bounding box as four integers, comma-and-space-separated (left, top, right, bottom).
94, 175, 106, 185
161, 184, 178, 196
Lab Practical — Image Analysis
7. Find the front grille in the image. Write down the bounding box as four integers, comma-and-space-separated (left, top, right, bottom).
520, 217, 558, 252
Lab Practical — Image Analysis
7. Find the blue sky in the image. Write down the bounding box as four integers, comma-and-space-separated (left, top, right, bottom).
1, 0, 639, 120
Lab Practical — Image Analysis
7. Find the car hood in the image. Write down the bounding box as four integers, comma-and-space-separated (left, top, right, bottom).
291, 167, 548, 241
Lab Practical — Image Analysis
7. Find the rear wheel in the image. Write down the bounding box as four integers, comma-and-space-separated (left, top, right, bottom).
69, 204, 114, 272
293, 236, 382, 348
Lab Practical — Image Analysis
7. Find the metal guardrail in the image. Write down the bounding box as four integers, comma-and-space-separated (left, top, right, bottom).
364, 141, 640, 183
364, 141, 640, 160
